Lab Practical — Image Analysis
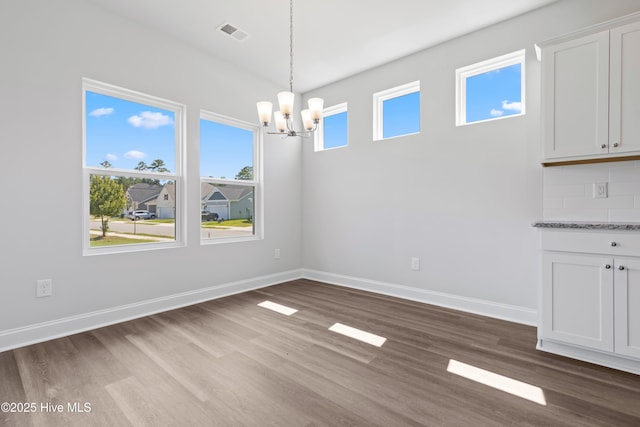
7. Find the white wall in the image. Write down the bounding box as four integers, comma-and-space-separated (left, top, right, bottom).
0, 0, 302, 349
3, 0, 640, 349
301, 0, 640, 324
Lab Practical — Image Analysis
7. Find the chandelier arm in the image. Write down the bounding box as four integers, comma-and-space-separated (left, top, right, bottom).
285, 115, 296, 134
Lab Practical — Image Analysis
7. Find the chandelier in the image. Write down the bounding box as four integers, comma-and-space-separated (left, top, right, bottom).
256, 0, 324, 137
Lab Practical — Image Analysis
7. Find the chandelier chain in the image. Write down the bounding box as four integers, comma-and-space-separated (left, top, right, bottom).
289, 0, 293, 93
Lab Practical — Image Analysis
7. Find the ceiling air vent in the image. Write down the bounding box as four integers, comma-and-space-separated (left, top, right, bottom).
217, 22, 249, 41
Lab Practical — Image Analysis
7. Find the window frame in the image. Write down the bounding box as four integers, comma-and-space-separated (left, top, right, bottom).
82, 78, 185, 255
372, 80, 420, 141
455, 49, 526, 126
199, 110, 262, 244
314, 102, 348, 152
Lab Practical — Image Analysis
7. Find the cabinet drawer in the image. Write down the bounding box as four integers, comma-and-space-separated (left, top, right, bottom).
541, 230, 640, 256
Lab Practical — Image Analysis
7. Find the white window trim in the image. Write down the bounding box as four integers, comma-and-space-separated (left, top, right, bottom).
314, 102, 348, 152
373, 80, 420, 141
199, 110, 262, 244
82, 78, 186, 256
455, 49, 526, 126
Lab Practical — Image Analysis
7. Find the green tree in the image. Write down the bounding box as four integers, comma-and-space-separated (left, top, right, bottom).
134, 159, 170, 185
114, 176, 137, 193
90, 176, 127, 237
235, 166, 253, 180
148, 159, 169, 173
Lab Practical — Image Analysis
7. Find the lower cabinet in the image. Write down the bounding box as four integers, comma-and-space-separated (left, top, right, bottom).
614, 257, 640, 359
542, 252, 614, 351
539, 230, 640, 374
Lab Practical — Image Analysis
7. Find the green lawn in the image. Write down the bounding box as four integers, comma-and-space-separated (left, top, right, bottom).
146, 218, 175, 224
202, 219, 253, 228
90, 235, 157, 247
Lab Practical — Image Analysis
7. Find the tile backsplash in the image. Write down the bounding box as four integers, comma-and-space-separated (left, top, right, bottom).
543, 160, 640, 222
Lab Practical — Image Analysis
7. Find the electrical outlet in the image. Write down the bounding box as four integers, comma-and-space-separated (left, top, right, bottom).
593, 182, 608, 199
411, 257, 420, 271
36, 279, 52, 297
274, 248, 281, 260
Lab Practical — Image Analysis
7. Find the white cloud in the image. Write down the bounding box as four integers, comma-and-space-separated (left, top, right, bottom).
89, 107, 114, 117
124, 150, 146, 160
106, 153, 118, 162
502, 100, 522, 112
128, 111, 173, 129
490, 109, 504, 117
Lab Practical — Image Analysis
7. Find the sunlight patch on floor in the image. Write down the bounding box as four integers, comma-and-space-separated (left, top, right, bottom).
447, 359, 547, 406
257, 300, 298, 316
329, 323, 387, 347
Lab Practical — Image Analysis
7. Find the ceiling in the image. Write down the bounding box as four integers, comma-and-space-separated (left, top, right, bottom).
87, 0, 557, 93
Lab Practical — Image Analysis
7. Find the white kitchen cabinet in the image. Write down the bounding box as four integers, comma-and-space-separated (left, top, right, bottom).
542, 252, 613, 351
614, 257, 640, 359
542, 31, 609, 160
539, 229, 640, 374
610, 21, 640, 156
541, 14, 640, 163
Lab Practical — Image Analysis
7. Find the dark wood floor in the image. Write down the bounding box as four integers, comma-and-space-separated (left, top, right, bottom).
1, 279, 639, 426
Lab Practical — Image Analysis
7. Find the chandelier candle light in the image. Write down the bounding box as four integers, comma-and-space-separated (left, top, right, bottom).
256, 0, 323, 137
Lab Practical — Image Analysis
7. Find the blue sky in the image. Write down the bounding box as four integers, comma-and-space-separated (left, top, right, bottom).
327, 63, 521, 140
200, 119, 253, 179
85, 91, 176, 171
383, 91, 420, 139
87, 68, 520, 173
323, 111, 348, 149
86, 91, 253, 179
466, 63, 522, 123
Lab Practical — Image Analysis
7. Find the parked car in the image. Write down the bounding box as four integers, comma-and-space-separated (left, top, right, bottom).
201, 211, 219, 221
128, 210, 156, 220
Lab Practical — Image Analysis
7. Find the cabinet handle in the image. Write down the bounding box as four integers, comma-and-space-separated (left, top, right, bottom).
610, 242, 617, 247
605, 264, 611, 269
619, 266, 625, 271
613, 142, 619, 147
600, 144, 607, 149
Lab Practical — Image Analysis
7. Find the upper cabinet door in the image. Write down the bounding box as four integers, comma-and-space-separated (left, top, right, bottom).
610, 21, 640, 154
542, 31, 610, 160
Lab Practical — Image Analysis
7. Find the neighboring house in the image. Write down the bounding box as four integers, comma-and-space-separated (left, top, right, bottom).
156, 183, 175, 219
126, 183, 162, 214
201, 183, 253, 220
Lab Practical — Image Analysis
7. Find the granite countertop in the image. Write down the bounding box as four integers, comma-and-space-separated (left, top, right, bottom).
532, 221, 640, 230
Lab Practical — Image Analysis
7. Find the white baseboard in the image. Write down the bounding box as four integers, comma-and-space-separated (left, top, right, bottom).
0, 268, 537, 353
0, 269, 303, 353
301, 269, 537, 326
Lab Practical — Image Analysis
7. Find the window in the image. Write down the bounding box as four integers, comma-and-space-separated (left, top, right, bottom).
456, 49, 525, 126
200, 111, 260, 242
83, 79, 184, 254
315, 102, 348, 151
373, 81, 420, 141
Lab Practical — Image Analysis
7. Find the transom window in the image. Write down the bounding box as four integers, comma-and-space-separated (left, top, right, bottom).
315, 102, 348, 151
200, 111, 260, 242
456, 49, 526, 126
83, 78, 184, 254
373, 81, 420, 141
